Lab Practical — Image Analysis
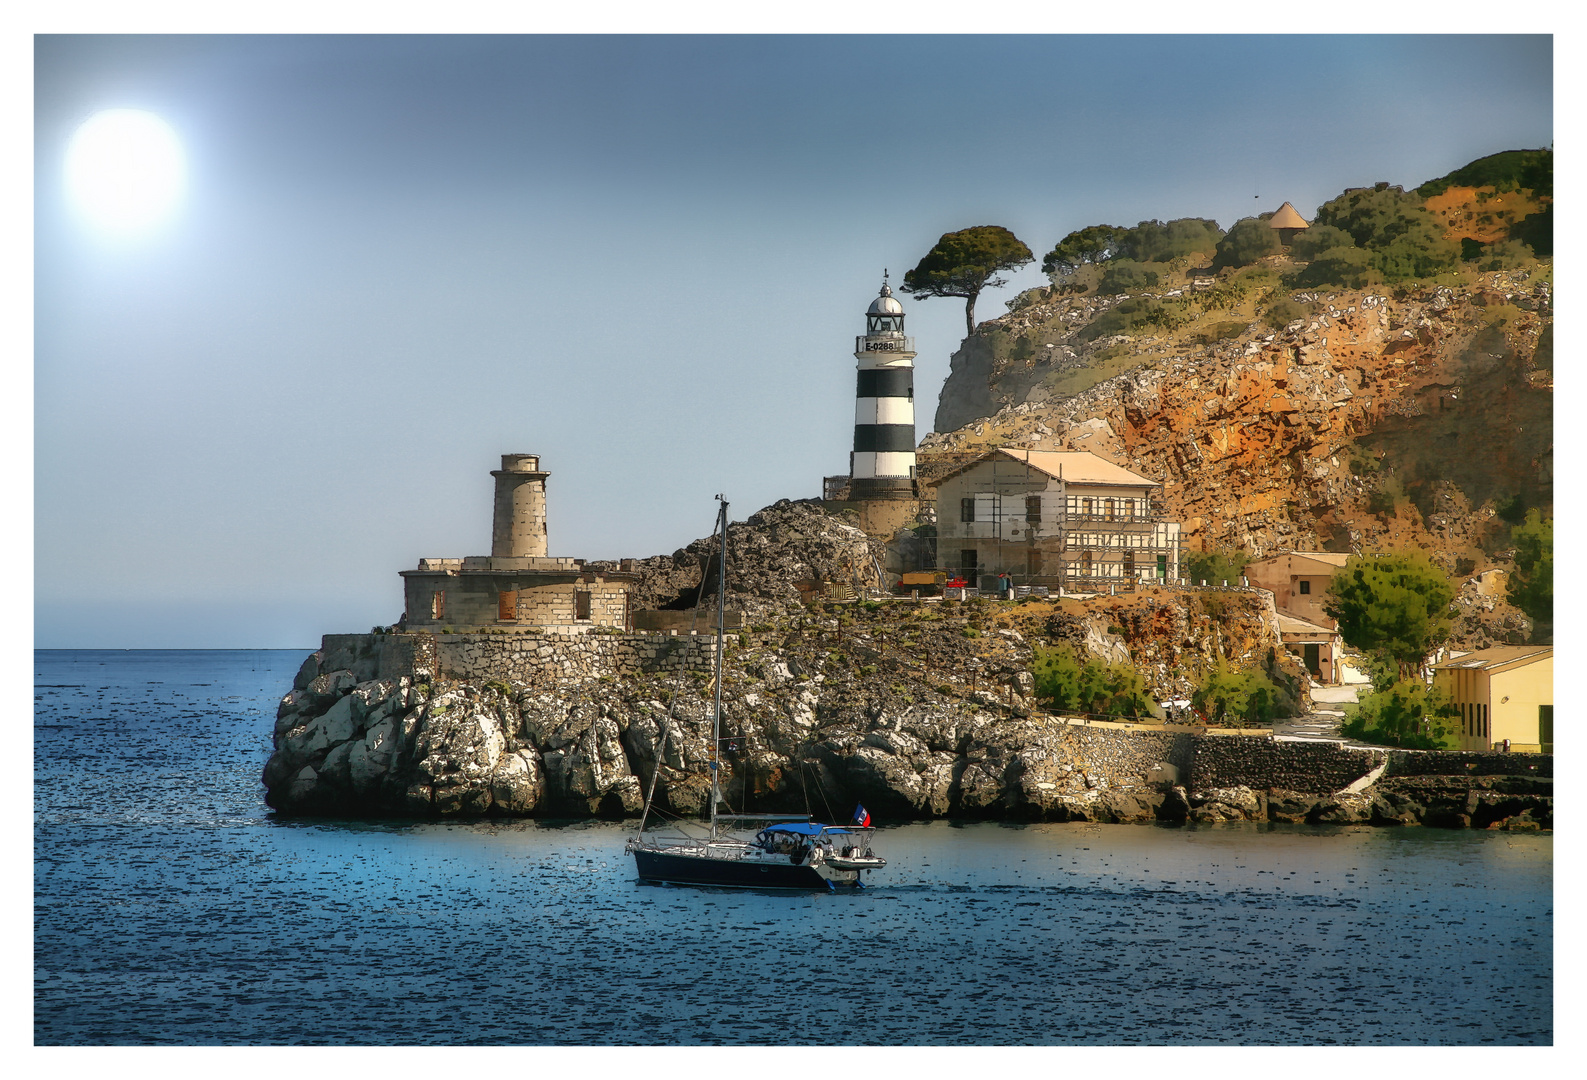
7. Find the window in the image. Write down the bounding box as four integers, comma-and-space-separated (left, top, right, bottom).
1027, 550, 1042, 576
1025, 495, 1042, 524
960, 549, 978, 575
1081, 551, 1093, 575
961, 497, 976, 523
1157, 554, 1168, 579
575, 590, 592, 621
498, 589, 518, 621
1299, 580, 1311, 595
431, 590, 446, 619
1123, 551, 1135, 576
1105, 498, 1116, 522
1081, 497, 1093, 518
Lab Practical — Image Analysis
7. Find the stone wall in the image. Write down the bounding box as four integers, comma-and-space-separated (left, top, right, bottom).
1187, 737, 1385, 794
320, 631, 720, 687
1053, 723, 1196, 781
1386, 749, 1552, 778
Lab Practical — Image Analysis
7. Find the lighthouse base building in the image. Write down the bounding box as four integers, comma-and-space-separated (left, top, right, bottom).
399, 454, 636, 634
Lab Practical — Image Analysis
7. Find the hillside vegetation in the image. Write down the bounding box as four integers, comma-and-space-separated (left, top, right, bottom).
925, 151, 1551, 650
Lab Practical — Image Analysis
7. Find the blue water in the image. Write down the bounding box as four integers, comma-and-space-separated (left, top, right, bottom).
34, 650, 1552, 1045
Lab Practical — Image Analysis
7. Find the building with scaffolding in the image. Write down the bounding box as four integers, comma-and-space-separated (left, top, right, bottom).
932, 447, 1181, 594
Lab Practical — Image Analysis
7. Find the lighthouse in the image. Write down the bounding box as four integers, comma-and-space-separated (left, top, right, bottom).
850, 274, 917, 499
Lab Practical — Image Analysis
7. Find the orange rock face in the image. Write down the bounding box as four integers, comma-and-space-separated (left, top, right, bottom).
922, 272, 1552, 615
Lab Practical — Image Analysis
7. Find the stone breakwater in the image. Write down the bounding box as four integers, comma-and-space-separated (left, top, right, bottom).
262, 632, 1549, 829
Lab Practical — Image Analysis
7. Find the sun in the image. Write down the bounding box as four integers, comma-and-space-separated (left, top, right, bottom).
64, 109, 186, 235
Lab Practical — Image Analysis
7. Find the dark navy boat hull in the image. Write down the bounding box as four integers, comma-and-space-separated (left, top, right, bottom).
633, 848, 839, 889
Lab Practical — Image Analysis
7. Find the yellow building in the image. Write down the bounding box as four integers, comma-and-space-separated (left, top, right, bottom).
1433, 645, 1553, 753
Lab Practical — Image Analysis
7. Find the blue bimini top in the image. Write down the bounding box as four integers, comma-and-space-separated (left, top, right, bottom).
755, 823, 853, 839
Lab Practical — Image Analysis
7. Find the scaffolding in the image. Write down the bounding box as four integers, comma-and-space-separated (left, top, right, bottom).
936, 450, 1181, 595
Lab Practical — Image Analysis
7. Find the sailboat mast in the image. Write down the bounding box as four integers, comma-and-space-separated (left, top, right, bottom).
709, 495, 728, 840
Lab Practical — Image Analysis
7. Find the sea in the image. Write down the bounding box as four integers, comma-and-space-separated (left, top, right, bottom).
34, 649, 1552, 1046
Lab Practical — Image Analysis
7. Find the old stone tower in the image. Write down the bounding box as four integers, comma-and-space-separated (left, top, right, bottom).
491, 453, 549, 557
401, 453, 634, 633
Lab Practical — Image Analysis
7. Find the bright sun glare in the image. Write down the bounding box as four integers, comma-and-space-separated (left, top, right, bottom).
65, 109, 186, 235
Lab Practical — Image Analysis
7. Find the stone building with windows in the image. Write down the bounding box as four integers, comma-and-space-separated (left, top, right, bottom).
399, 454, 636, 634
1244, 551, 1350, 684
932, 447, 1180, 593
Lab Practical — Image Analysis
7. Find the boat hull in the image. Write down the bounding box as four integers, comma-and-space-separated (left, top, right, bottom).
633, 848, 856, 890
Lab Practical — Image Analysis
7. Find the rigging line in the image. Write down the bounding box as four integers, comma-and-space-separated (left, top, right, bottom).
641, 498, 733, 835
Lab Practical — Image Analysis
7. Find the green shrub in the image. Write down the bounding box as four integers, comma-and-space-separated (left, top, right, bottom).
1031, 645, 1155, 718
1289, 224, 1356, 261
1077, 297, 1192, 341
1098, 259, 1161, 294
1212, 215, 1283, 270
1184, 548, 1248, 587
1263, 297, 1314, 330
1340, 679, 1458, 749
1192, 661, 1284, 727
1188, 319, 1250, 346
1312, 184, 1459, 282
1479, 238, 1535, 271
1294, 245, 1376, 288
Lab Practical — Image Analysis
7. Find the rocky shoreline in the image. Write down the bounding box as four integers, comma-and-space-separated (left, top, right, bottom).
261, 500, 1549, 831
262, 639, 1550, 831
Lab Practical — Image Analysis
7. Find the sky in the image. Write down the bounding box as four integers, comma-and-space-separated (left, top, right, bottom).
31, 32, 1555, 648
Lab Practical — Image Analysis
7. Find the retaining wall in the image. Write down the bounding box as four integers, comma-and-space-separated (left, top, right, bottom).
318, 631, 718, 687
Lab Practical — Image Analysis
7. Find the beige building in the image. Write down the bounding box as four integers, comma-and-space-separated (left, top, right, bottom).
1433, 645, 1554, 753
933, 448, 1180, 593
1244, 551, 1349, 626
400, 454, 635, 634
1245, 551, 1350, 683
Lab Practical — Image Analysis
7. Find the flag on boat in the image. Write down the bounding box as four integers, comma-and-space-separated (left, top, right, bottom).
852, 803, 871, 827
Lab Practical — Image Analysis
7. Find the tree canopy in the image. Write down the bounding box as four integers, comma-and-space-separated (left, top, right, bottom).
1416, 148, 1552, 199
902, 226, 1034, 337
1324, 552, 1455, 679
1211, 214, 1283, 270
1041, 224, 1126, 278
1311, 184, 1459, 282
1116, 218, 1223, 263
1507, 510, 1552, 643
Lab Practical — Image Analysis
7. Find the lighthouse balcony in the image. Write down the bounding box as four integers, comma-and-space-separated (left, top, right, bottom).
855, 335, 914, 355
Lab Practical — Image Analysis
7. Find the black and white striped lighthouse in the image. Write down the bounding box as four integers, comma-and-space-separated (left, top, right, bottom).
850, 274, 917, 499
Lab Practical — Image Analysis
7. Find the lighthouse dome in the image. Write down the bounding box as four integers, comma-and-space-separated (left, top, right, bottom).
867, 284, 904, 316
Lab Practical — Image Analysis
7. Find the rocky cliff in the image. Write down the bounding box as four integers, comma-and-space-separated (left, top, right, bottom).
262, 502, 1540, 828
924, 267, 1550, 647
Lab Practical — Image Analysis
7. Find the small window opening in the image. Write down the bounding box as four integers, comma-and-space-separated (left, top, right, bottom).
575, 591, 592, 621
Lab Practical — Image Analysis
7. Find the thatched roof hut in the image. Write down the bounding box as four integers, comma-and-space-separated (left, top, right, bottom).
1269, 201, 1310, 246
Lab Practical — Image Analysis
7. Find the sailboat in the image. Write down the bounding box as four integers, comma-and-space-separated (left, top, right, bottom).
626, 495, 885, 890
